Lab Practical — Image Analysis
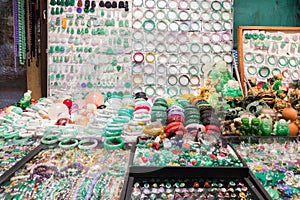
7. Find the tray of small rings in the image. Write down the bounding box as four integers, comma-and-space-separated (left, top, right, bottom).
124, 176, 271, 200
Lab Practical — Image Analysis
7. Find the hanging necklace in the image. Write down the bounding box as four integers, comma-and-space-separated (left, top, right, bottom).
13, 0, 19, 71
18, 0, 26, 65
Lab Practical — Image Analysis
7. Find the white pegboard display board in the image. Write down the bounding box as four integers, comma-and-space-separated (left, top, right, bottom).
47, 0, 234, 97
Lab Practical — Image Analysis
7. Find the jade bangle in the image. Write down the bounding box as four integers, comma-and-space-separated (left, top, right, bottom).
78, 139, 98, 149
104, 137, 124, 150
44, 128, 62, 139
13, 137, 30, 144
58, 138, 79, 149
258, 66, 270, 78
244, 52, 254, 62
105, 126, 124, 133
254, 54, 265, 64
288, 57, 298, 68
4, 130, 19, 139
103, 131, 122, 137
267, 55, 276, 66
113, 116, 130, 123
247, 65, 257, 75
272, 68, 281, 76
278, 56, 288, 67
41, 136, 59, 145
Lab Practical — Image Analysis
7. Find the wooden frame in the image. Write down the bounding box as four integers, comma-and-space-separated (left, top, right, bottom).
237, 26, 300, 94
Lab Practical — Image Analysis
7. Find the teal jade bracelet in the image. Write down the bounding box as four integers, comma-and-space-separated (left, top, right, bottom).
41, 136, 59, 145
103, 131, 122, 137
58, 138, 79, 149
113, 116, 130, 123
142, 20, 155, 32
3, 130, 19, 139
13, 136, 30, 145
104, 137, 124, 150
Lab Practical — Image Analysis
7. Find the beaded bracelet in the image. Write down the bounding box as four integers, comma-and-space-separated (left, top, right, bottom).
104, 137, 124, 150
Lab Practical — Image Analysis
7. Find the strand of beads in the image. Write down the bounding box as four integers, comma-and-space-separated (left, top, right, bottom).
13, 0, 19, 72
18, 0, 26, 65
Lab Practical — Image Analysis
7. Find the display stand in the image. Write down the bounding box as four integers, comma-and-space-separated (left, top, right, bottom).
237, 26, 300, 94
0, 144, 45, 185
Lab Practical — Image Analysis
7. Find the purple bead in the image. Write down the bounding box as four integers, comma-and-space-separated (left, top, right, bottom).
81, 82, 87, 88
68, 7, 73, 12
77, 7, 82, 13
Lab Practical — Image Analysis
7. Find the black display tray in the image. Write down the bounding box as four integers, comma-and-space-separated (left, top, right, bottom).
121, 167, 272, 200
0, 144, 45, 185
222, 135, 300, 147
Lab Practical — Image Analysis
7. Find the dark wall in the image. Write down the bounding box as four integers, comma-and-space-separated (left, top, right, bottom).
233, 0, 300, 47
0, 0, 25, 77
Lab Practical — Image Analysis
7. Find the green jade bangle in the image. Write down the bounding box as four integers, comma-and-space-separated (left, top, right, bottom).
58, 138, 79, 149
4, 130, 19, 139
288, 57, 298, 68
272, 68, 281, 76
103, 131, 122, 137
267, 55, 276, 66
247, 65, 257, 75
254, 54, 265, 64
278, 56, 288, 67
113, 116, 130, 123
244, 52, 254, 62
142, 20, 155, 32
13, 136, 30, 144
41, 136, 59, 145
258, 66, 270, 78
180, 86, 190, 95
104, 137, 124, 150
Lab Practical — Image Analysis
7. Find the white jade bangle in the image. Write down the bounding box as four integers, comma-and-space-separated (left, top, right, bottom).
19, 130, 35, 138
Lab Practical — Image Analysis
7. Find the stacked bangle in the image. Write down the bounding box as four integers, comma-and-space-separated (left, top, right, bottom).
4, 130, 19, 139
143, 124, 164, 136
164, 121, 184, 134
104, 137, 124, 150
